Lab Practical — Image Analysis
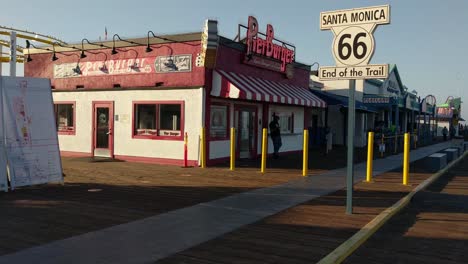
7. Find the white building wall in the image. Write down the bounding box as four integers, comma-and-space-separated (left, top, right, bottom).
53, 88, 204, 161
269, 105, 304, 153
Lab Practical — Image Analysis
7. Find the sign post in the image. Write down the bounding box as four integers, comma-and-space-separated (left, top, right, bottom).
319, 5, 390, 214
10, 32, 16, 77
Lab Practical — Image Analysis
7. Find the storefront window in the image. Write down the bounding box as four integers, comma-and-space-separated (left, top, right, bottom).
54, 103, 75, 134
278, 113, 293, 134
159, 104, 181, 137
133, 102, 183, 139
210, 105, 228, 139
135, 104, 157, 136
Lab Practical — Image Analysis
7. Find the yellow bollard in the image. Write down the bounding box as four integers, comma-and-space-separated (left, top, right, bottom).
230, 127, 235, 171
201, 127, 206, 168
403, 132, 410, 185
261, 128, 267, 174
366, 132, 374, 182
302, 130, 309, 177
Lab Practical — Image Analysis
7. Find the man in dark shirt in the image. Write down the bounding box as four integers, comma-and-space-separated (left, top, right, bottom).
269, 114, 282, 158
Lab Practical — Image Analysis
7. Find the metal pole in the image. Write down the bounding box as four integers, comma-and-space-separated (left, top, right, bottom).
183, 132, 188, 167
10, 32, 16, 77
366, 131, 374, 182
230, 127, 235, 171
302, 129, 309, 177
261, 128, 267, 173
201, 127, 206, 168
403, 132, 410, 185
346, 79, 356, 215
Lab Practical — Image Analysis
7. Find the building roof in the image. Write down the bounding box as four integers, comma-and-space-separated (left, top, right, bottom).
311, 90, 377, 113
27, 32, 203, 54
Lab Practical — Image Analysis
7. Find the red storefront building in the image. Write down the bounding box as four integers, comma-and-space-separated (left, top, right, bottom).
25, 17, 326, 165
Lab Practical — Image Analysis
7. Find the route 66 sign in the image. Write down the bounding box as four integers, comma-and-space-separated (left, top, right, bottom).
319, 5, 390, 80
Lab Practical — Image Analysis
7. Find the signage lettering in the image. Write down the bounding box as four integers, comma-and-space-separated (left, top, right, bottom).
363, 97, 390, 104
53, 55, 192, 79
319, 64, 388, 80
245, 16, 295, 72
322, 9, 386, 26
320, 5, 390, 30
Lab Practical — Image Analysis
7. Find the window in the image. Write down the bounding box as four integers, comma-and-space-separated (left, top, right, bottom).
54, 103, 75, 134
159, 104, 181, 136
274, 112, 294, 134
210, 105, 229, 139
133, 102, 183, 139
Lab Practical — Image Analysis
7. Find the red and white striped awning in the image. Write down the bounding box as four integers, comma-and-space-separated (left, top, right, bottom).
211, 70, 326, 108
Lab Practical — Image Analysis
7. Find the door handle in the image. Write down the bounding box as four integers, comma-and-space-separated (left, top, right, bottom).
106, 130, 112, 135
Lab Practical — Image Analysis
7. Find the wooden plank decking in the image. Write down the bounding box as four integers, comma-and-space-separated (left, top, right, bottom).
345, 155, 468, 264
157, 159, 440, 263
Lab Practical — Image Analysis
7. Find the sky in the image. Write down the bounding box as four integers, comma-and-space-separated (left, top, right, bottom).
1, 0, 467, 121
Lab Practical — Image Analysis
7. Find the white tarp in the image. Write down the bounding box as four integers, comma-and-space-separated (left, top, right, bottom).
0, 82, 7, 192
1, 77, 63, 189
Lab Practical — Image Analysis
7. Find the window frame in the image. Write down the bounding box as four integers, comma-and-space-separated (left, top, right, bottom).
132, 101, 185, 141
208, 102, 230, 141
54, 101, 76, 135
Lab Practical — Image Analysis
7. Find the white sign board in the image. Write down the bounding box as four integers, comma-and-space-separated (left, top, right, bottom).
319, 5, 390, 80
319, 64, 388, 80
1, 77, 63, 189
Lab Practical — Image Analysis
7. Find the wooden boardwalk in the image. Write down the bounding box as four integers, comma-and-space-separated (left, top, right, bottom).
157, 159, 439, 264
0, 157, 310, 256
345, 155, 468, 264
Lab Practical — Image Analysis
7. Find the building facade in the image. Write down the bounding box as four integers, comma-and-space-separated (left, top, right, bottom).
25, 18, 326, 165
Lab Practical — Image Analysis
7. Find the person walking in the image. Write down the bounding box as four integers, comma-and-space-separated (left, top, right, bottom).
269, 114, 282, 159
442, 126, 448, 141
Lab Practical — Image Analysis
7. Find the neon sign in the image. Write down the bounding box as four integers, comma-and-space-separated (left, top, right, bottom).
245, 16, 295, 72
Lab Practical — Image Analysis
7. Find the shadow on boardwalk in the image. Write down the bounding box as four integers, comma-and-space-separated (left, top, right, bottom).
345, 156, 468, 264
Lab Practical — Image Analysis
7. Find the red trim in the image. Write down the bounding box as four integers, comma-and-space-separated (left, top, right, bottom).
131, 100, 185, 141
114, 154, 198, 166
204, 68, 213, 166
92, 101, 114, 158
60, 150, 92, 157
208, 101, 230, 141
54, 101, 76, 135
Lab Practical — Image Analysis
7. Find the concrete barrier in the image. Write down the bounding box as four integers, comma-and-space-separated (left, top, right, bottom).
442, 148, 459, 163
424, 153, 447, 173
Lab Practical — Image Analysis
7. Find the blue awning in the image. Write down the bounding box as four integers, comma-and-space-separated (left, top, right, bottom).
310, 90, 378, 113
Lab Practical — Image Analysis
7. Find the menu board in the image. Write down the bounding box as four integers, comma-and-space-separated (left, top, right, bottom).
1, 77, 63, 189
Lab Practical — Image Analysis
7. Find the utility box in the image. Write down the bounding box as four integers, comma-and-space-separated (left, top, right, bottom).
424, 153, 447, 173
443, 148, 459, 163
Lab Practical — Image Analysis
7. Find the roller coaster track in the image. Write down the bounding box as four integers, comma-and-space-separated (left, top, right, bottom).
0, 25, 66, 63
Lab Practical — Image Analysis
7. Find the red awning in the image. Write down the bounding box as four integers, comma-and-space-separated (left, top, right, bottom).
211, 70, 326, 108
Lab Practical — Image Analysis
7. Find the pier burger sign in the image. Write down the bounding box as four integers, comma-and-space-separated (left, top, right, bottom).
243, 16, 295, 74
319, 5, 390, 80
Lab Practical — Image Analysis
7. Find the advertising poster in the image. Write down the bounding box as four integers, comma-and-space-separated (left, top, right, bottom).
1, 77, 63, 188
